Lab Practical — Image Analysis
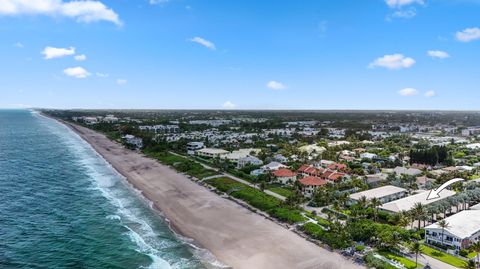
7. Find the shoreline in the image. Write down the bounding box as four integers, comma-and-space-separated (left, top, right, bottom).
54, 118, 364, 269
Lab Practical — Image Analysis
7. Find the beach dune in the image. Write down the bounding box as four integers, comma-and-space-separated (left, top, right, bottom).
66, 122, 363, 269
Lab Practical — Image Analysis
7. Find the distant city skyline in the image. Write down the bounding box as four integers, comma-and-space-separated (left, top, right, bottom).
1, 0, 479, 110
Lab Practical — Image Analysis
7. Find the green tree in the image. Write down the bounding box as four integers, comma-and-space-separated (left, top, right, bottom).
409, 241, 423, 267
437, 220, 450, 247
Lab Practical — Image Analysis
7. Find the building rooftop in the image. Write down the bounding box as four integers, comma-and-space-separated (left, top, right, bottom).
349, 185, 407, 201
426, 210, 480, 239
299, 176, 328, 186
380, 190, 456, 213
197, 148, 229, 154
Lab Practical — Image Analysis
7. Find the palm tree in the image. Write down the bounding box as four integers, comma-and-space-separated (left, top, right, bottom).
397, 211, 410, 228
464, 260, 477, 269
437, 220, 450, 247
409, 241, 423, 267
469, 241, 480, 265
370, 197, 382, 222
412, 202, 426, 230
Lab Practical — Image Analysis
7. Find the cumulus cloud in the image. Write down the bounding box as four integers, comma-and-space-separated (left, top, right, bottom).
116, 78, 127, 85
0, 0, 121, 26
267, 80, 287, 90
369, 54, 415, 70
385, 0, 424, 8
63, 66, 90, 78
424, 90, 435, 97
456, 27, 480, 42
96, 72, 109, 78
222, 101, 236, 109
14, 42, 24, 48
189, 37, 216, 50
74, 54, 86, 61
427, 50, 450, 59
42, 46, 75, 59
398, 88, 418, 96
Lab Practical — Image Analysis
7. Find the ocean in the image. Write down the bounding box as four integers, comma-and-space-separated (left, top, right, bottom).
0, 110, 218, 269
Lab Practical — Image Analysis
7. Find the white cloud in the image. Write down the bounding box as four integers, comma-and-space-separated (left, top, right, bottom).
189, 37, 216, 50
456, 27, 480, 42
0, 0, 121, 26
388, 8, 417, 20
424, 90, 435, 97
116, 78, 127, 85
42, 46, 75, 59
149, 0, 169, 5
14, 42, 24, 48
266, 80, 287, 90
385, 0, 424, 8
63, 66, 90, 78
96, 72, 109, 78
369, 54, 415, 70
427, 50, 450, 59
74, 54, 86, 61
398, 88, 418, 96
222, 101, 236, 109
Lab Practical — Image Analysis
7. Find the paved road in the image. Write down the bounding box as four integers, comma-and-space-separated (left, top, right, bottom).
169, 151, 287, 201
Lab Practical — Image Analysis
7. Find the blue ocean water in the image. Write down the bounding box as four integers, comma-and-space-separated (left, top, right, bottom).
0, 110, 217, 269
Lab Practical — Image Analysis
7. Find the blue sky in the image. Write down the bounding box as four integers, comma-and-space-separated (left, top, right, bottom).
1, 0, 479, 110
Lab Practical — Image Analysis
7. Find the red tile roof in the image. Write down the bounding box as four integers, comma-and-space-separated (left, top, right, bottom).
299, 176, 328, 186
273, 168, 297, 177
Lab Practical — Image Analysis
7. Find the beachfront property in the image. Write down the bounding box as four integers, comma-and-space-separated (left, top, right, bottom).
298, 176, 328, 198
261, 161, 286, 171
425, 210, 480, 252
222, 148, 261, 163
380, 190, 456, 214
196, 148, 229, 158
272, 168, 297, 184
237, 156, 263, 168
349, 185, 407, 204
122, 134, 143, 149
187, 142, 204, 155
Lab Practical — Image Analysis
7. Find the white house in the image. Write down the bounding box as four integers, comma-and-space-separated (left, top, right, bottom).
196, 148, 229, 158
237, 156, 263, 168
425, 210, 480, 253
380, 190, 456, 214
393, 166, 422, 177
349, 185, 407, 204
261, 161, 286, 171
187, 142, 204, 155
360, 152, 378, 160
122, 134, 143, 149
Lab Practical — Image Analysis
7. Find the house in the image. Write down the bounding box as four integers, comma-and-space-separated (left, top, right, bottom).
223, 148, 261, 163
298, 176, 328, 197
187, 142, 204, 155
196, 148, 229, 158
122, 134, 143, 149
273, 168, 297, 184
237, 156, 263, 169
393, 166, 422, 177
273, 154, 288, 163
416, 176, 436, 189
349, 185, 407, 204
380, 190, 456, 214
261, 161, 286, 171
298, 165, 324, 177
299, 144, 326, 155
360, 153, 378, 160
425, 210, 480, 253
364, 173, 388, 187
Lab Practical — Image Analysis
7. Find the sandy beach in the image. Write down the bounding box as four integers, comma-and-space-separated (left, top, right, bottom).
64, 121, 364, 269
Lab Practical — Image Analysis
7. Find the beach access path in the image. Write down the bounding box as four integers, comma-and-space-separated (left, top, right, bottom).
64, 121, 364, 269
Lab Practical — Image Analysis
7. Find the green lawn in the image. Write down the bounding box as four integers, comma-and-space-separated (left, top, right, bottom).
421, 245, 467, 268
205, 177, 305, 224
378, 250, 421, 269
145, 151, 218, 179
267, 186, 294, 197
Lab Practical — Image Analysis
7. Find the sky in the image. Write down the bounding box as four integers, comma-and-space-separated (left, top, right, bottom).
0, 0, 479, 110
